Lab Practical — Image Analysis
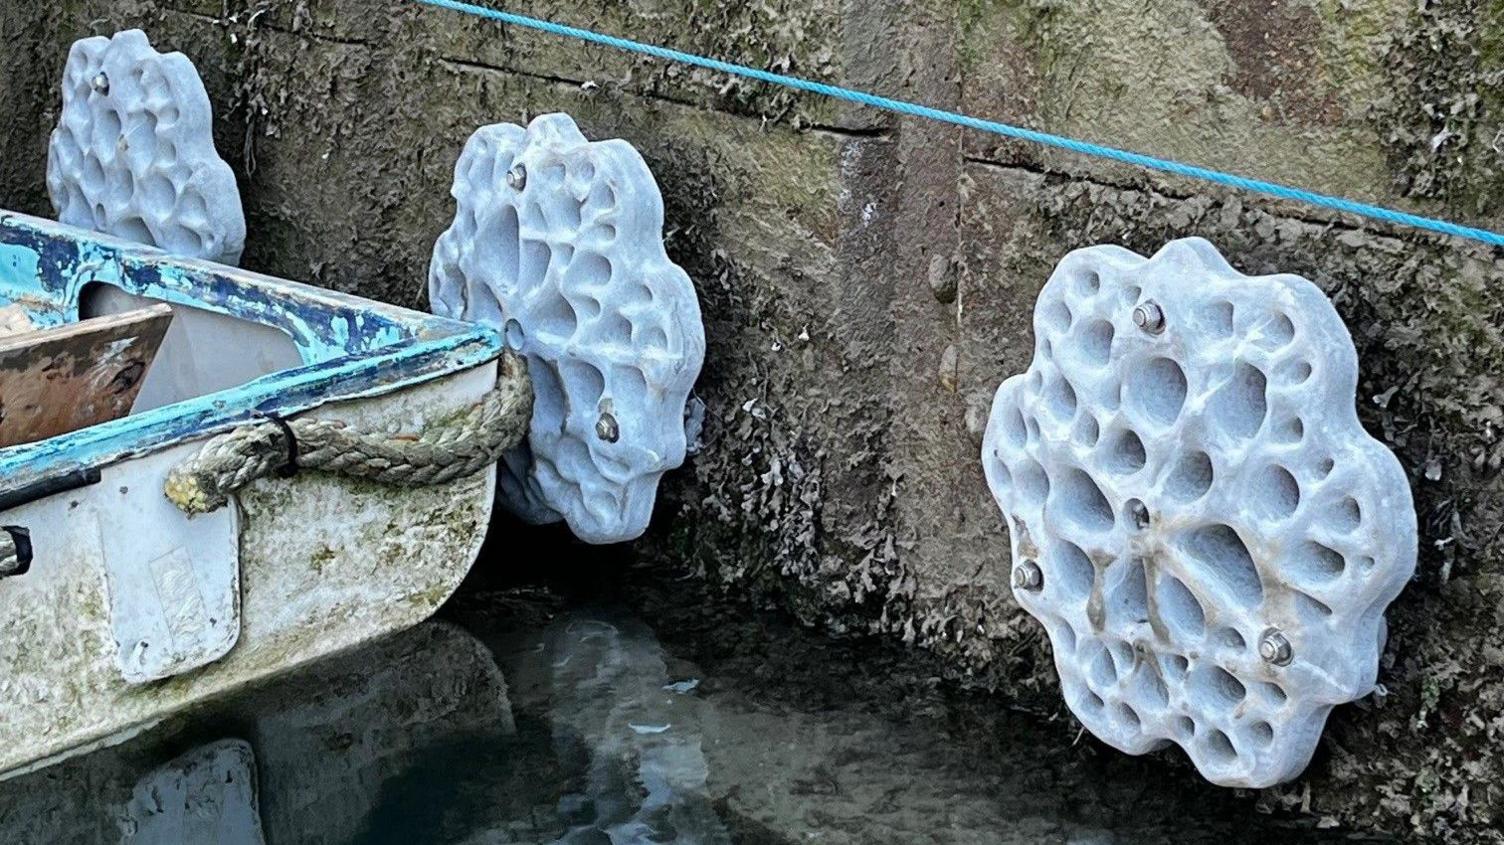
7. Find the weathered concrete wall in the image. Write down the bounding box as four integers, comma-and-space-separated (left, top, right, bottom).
3, 0, 1504, 840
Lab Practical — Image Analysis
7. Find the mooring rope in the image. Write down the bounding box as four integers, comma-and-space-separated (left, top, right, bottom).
413, 0, 1504, 250
164, 352, 533, 515
0, 529, 26, 578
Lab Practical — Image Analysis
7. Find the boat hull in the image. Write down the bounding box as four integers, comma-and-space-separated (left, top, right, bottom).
0, 362, 497, 777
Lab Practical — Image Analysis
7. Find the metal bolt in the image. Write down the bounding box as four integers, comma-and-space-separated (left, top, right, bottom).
1133, 300, 1166, 334
506, 163, 527, 191
1259, 629, 1293, 666
91, 71, 110, 96
1013, 559, 1043, 591
595, 412, 620, 443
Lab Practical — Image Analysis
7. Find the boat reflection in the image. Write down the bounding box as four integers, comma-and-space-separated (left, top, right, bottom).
0, 611, 729, 845
0, 622, 513, 844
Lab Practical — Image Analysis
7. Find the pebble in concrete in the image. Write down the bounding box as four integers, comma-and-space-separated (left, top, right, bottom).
980, 237, 1417, 788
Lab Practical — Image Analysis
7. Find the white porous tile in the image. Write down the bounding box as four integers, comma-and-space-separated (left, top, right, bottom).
981, 238, 1416, 788
430, 114, 706, 544
47, 30, 245, 265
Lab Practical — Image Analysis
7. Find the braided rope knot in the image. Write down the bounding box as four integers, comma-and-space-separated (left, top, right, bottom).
165, 353, 532, 515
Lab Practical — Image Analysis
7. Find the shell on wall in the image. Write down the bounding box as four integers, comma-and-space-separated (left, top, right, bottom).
980, 238, 1417, 788
47, 29, 245, 265
430, 114, 705, 545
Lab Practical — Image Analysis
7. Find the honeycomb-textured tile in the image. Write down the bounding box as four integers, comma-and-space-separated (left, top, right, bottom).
431, 114, 705, 544
981, 238, 1416, 787
47, 30, 244, 265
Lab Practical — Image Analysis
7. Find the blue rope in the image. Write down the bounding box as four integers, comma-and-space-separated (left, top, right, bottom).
414, 0, 1504, 250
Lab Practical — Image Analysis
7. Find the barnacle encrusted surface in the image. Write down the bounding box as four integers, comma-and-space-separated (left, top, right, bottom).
47, 29, 245, 265
981, 238, 1416, 788
430, 114, 705, 544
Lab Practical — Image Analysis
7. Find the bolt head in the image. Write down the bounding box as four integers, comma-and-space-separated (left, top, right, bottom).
595, 412, 620, 443
1013, 559, 1043, 591
506, 163, 527, 191
91, 71, 110, 95
1132, 301, 1166, 334
1259, 629, 1293, 666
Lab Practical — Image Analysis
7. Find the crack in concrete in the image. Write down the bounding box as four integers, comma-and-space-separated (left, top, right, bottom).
961, 154, 1459, 256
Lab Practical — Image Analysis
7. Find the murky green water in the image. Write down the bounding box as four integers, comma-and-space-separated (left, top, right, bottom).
0, 564, 1383, 844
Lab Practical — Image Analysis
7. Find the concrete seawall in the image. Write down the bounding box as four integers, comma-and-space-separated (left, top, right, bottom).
4, 1, 1502, 838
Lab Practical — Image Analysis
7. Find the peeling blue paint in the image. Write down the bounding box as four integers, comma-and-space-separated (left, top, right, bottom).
0, 211, 503, 498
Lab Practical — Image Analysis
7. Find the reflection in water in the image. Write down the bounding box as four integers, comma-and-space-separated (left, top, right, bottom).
506, 614, 731, 845
121, 741, 263, 844
0, 623, 512, 845
0, 586, 1381, 844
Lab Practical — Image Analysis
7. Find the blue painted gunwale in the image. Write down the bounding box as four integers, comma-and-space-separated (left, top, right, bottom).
0, 210, 502, 498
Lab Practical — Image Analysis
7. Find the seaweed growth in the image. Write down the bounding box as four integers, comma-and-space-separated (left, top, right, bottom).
1374, 0, 1504, 219
647, 144, 888, 627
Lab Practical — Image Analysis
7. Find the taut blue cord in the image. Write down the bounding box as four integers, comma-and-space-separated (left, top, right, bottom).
414, 0, 1504, 250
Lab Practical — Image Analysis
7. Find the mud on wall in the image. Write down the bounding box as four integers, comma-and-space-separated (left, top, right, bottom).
2, 0, 1503, 840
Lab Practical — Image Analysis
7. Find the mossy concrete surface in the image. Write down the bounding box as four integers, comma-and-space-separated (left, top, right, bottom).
3, 0, 1503, 840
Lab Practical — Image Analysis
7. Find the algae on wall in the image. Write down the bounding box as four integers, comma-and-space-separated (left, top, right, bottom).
3, 0, 1504, 841
0, 9, 54, 216
667, 2, 1504, 839
1374, 0, 1504, 221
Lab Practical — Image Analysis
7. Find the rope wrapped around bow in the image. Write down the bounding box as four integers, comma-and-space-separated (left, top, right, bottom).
165, 352, 531, 515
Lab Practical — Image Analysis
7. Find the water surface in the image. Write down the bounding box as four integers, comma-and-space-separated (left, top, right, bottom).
0, 565, 1380, 844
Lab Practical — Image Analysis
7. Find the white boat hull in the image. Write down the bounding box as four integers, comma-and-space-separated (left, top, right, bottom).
0, 362, 497, 777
